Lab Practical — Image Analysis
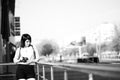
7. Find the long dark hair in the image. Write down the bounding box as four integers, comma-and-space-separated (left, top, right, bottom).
20, 34, 31, 48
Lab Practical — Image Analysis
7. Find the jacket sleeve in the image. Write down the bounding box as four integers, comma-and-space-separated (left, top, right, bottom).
13, 48, 21, 63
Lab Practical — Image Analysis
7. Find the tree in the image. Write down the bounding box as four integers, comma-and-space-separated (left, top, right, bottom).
112, 25, 120, 54
37, 39, 59, 56
86, 43, 96, 56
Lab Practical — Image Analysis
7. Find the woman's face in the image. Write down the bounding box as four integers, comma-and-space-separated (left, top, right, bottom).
25, 39, 31, 47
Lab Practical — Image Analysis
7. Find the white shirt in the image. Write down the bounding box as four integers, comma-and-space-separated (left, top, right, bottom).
13, 45, 39, 65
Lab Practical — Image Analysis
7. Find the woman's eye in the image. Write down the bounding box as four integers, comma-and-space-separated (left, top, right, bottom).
26, 40, 30, 43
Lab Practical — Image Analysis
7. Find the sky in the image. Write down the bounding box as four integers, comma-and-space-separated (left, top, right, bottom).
15, 0, 120, 47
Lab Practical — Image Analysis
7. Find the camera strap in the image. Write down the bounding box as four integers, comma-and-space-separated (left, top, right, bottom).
31, 45, 36, 59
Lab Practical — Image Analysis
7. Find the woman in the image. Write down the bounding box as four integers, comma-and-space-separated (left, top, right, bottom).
13, 33, 39, 80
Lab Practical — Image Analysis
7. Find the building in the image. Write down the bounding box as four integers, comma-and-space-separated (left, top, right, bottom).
0, 0, 16, 74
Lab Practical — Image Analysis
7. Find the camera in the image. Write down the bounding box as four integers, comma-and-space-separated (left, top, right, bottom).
20, 57, 28, 62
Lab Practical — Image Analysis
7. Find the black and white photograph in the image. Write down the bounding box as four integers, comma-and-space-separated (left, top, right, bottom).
0, 0, 120, 80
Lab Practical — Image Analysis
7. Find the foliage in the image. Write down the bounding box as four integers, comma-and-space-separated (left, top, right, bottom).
86, 43, 96, 56
41, 43, 53, 56
111, 25, 120, 53
37, 39, 59, 56
62, 47, 79, 56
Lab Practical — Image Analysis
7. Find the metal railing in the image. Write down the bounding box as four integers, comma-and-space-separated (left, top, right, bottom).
37, 61, 120, 80
0, 63, 16, 80
0, 62, 120, 80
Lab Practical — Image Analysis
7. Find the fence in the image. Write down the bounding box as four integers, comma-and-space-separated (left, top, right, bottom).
0, 62, 120, 80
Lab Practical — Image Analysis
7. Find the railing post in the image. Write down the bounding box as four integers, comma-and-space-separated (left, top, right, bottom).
36, 63, 40, 80
64, 70, 68, 80
88, 73, 93, 80
51, 66, 54, 80
43, 65, 46, 80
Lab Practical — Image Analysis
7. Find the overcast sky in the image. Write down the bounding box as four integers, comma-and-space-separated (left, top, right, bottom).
15, 0, 120, 47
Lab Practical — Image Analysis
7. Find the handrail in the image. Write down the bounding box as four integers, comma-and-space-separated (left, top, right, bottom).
0, 62, 16, 66
37, 61, 120, 79
0, 62, 120, 80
